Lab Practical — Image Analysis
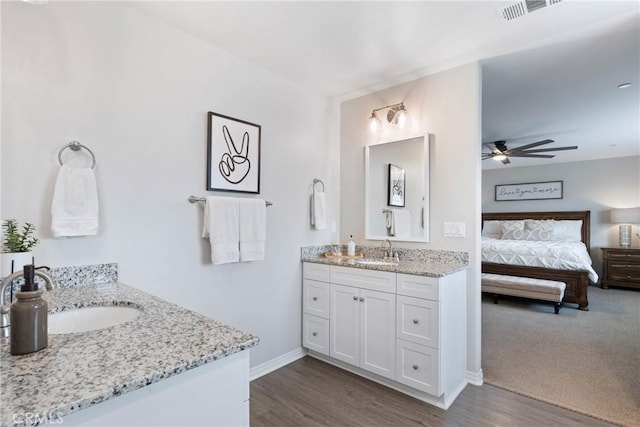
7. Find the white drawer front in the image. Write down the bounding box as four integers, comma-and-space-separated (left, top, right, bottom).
303, 279, 330, 319
397, 273, 439, 300
331, 265, 396, 293
303, 262, 331, 282
397, 296, 439, 348
396, 339, 440, 396
303, 314, 330, 356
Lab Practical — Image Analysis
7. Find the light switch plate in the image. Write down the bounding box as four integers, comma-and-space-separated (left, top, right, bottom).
443, 222, 466, 237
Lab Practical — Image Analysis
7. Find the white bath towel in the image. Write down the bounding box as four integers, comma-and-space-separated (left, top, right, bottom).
51, 165, 99, 238
311, 191, 327, 230
202, 196, 240, 265
239, 199, 266, 262
392, 209, 411, 238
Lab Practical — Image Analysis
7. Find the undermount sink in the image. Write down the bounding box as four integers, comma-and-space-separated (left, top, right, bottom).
355, 258, 399, 266
48, 305, 142, 334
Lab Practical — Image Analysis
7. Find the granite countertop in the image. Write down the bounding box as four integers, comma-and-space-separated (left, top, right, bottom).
0, 282, 259, 427
302, 255, 468, 277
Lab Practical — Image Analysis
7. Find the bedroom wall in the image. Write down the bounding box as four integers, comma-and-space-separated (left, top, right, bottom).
1, 1, 340, 368
482, 155, 640, 277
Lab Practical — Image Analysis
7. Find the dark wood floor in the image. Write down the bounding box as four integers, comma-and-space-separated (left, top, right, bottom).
251, 356, 612, 427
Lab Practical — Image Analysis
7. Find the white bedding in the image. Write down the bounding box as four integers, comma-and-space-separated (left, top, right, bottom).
481, 237, 599, 283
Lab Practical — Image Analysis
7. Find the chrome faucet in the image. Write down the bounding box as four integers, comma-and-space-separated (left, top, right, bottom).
1, 266, 54, 339
381, 239, 393, 258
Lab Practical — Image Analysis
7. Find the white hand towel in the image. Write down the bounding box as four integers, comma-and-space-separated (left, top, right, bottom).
51, 165, 99, 238
385, 210, 394, 236
312, 192, 327, 230
239, 199, 266, 262
202, 196, 240, 265
392, 209, 411, 238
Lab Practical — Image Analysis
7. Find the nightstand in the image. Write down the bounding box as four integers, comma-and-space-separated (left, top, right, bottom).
601, 247, 640, 290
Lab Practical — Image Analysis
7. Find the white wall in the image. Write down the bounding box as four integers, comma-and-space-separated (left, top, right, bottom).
482, 155, 640, 276
1, 1, 340, 367
340, 63, 483, 377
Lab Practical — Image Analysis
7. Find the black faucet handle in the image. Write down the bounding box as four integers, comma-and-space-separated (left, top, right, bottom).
34, 266, 51, 272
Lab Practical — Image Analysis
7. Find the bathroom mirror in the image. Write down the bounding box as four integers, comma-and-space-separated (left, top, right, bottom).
365, 135, 429, 242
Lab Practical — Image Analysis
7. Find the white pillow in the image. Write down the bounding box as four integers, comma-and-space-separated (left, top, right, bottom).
499, 220, 525, 238
550, 220, 583, 242
482, 220, 502, 238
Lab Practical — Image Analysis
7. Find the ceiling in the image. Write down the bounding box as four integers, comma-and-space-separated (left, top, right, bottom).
125, 1, 640, 168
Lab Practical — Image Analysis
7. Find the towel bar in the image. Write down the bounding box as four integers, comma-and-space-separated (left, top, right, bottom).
58, 141, 96, 169
188, 196, 272, 206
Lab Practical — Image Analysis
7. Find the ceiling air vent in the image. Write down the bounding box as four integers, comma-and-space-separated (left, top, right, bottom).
497, 0, 563, 22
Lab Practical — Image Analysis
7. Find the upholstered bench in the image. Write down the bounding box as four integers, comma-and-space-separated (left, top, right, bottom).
481, 273, 566, 314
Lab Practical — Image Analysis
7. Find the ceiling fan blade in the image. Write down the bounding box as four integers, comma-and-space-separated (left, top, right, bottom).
520, 146, 578, 153
507, 153, 555, 158
507, 139, 554, 153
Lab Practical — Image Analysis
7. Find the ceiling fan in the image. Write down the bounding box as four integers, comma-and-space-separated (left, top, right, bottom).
482, 139, 578, 165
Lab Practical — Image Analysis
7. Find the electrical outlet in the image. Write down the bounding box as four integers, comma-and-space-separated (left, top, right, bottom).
443, 222, 466, 237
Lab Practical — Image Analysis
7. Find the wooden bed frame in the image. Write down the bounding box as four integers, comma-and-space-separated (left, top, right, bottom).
481, 211, 592, 311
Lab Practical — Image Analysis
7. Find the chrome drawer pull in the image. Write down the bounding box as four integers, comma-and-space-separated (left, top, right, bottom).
312, 296, 318, 301
359, 297, 365, 302
312, 332, 318, 337
412, 319, 419, 325
412, 364, 419, 370
353, 296, 358, 301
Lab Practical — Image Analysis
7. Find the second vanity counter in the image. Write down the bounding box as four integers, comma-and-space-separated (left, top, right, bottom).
0, 282, 259, 426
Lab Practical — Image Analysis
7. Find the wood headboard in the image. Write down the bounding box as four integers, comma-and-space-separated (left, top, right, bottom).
481, 211, 591, 253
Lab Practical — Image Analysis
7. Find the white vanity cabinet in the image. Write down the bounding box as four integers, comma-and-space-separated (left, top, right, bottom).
302, 262, 467, 410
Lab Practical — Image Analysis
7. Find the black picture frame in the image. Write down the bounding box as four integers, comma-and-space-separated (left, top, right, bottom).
207, 111, 261, 194
387, 164, 405, 207
495, 180, 563, 201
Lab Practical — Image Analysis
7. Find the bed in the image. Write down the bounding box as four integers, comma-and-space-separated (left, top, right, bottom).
481, 211, 595, 310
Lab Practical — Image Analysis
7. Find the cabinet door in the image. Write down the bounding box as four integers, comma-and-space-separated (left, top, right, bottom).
360, 289, 396, 380
303, 314, 330, 356
330, 284, 360, 366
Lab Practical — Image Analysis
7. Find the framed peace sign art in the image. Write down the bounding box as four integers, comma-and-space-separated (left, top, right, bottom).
207, 111, 261, 194
387, 164, 405, 207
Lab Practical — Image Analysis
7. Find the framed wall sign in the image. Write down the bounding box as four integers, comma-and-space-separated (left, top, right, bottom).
207, 111, 261, 194
495, 180, 563, 201
387, 164, 406, 207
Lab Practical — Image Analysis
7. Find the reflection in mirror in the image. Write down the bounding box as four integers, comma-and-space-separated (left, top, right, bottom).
365, 135, 429, 242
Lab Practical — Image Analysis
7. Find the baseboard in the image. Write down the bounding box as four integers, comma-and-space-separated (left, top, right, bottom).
249, 347, 307, 381
466, 369, 484, 386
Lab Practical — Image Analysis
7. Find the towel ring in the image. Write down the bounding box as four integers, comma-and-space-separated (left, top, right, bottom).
58, 141, 96, 169
313, 178, 325, 192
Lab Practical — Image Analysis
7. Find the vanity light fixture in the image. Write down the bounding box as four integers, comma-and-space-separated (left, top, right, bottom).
368, 102, 411, 134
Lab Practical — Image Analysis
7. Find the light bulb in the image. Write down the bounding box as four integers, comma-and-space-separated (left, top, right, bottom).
391, 105, 411, 129
493, 154, 507, 161
368, 112, 383, 134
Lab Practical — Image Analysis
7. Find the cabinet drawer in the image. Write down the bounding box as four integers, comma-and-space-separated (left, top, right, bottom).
331, 265, 396, 294
303, 314, 330, 356
397, 296, 439, 348
303, 262, 331, 282
605, 251, 640, 263
608, 265, 640, 282
397, 273, 439, 301
303, 279, 330, 318
395, 339, 440, 396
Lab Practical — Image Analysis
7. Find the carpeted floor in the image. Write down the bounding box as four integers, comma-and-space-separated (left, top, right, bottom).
482, 285, 640, 427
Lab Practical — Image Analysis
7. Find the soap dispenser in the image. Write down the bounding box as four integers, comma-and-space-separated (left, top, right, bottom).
10, 264, 48, 355
347, 235, 356, 257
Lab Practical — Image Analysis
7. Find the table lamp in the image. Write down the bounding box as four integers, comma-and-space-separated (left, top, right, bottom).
610, 207, 640, 248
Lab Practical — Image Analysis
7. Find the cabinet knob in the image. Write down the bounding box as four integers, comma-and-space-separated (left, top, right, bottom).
412, 319, 419, 325
627, 276, 631, 279
353, 296, 358, 301
359, 297, 365, 302
312, 296, 318, 301
412, 364, 419, 370
312, 332, 318, 337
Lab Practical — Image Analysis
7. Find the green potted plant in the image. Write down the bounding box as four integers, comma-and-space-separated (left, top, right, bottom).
1, 219, 39, 276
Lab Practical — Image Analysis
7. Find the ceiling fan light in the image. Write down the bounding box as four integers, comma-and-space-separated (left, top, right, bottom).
368, 111, 383, 134
493, 154, 507, 161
